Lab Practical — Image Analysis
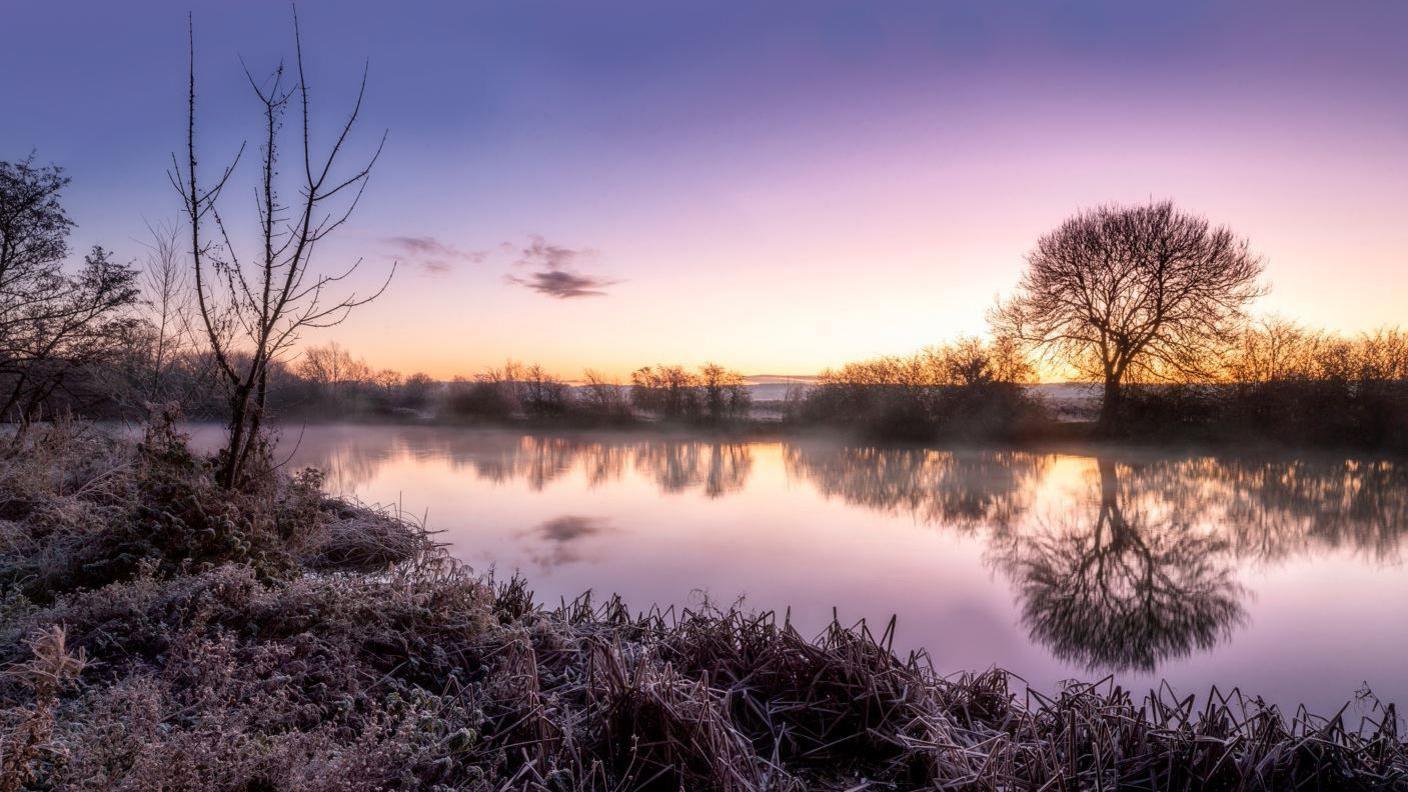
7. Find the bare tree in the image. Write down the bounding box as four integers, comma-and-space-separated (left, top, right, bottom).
580, 369, 630, 419
518, 364, 572, 417
992, 201, 1264, 428
0, 156, 139, 421
698, 362, 750, 422
929, 336, 1032, 387
297, 341, 368, 391
1224, 316, 1326, 383
371, 368, 401, 391
171, 11, 392, 487
630, 365, 699, 419
134, 219, 200, 403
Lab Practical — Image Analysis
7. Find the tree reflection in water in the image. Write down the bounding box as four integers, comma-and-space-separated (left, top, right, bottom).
287, 428, 1407, 674
785, 444, 1250, 671
632, 440, 751, 497
781, 442, 1047, 531
995, 458, 1245, 672
781, 444, 1407, 671
296, 431, 752, 497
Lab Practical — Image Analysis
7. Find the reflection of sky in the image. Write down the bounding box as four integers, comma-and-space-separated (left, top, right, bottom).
196, 422, 1408, 713
6, 2, 1407, 376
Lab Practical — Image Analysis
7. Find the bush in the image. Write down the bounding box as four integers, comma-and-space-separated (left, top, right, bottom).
630, 363, 751, 425
1106, 323, 1408, 450
797, 338, 1042, 441
0, 415, 422, 603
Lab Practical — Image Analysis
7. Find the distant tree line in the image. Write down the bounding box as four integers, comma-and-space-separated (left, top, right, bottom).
445, 361, 751, 427
630, 364, 751, 423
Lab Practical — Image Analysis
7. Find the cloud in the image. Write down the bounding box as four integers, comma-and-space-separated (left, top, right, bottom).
516, 235, 586, 270
386, 233, 618, 295
506, 268, 619, 299
382, 235, 496, 274
506, 235, 619, 298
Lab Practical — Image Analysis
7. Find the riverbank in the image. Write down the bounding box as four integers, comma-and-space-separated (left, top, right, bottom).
1, 423, 1404, 789
179, 369, 1406, 457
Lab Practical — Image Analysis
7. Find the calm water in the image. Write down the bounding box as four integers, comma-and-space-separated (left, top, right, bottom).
187, 423, 1408, 712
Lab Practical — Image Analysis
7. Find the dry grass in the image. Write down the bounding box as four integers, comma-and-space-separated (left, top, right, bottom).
0, 421, 1405, 790
0, 418, 421, 603
1, 626, 86, 792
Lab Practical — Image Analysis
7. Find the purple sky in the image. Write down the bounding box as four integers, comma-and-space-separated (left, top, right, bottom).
4, 1, 1405, 377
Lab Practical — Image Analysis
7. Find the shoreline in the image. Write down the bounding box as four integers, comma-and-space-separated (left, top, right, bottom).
171, 412, 1408, 462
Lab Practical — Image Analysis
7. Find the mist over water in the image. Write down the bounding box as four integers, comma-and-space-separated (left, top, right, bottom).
184, 422, 1408, 712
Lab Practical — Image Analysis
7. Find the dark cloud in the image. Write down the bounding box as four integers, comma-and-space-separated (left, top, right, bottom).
387, 233, 618, 295
382, 235, 496, 274
506, 235, 619, 298
517, 515, 615, 568
506, 269, 619, 299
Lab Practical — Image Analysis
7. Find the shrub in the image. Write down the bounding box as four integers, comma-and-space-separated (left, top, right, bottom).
630, 363, 750, 425
0, 415, 422, 603
799, 338, 1042, 441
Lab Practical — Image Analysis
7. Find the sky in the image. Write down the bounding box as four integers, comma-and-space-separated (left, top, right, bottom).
4, 1, 1406, 379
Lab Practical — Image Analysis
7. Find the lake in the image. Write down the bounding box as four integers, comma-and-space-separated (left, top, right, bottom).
185, 422, 1408, 713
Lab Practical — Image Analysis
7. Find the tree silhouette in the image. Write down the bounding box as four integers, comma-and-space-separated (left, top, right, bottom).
0, 157, 139, 420
993, 201, 1264, 429
173, 11, 391, 487
629, 363, 750, 424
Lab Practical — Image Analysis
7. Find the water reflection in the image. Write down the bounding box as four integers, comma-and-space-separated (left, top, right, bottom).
993, 459, 1245, 672
782, 442, 1047, 530
279, 427, 1408, 676
298, 430, 756, 499
635, 441, 752, 496
517, 515, 616, 569
1178, 458, 1408, 563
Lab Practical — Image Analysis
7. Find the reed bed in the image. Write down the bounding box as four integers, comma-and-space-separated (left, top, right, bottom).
0, 423, 1405, 790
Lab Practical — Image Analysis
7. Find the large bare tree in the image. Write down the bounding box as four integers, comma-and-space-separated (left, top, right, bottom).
992, 201, 1264, 427
172, 11, 392, 487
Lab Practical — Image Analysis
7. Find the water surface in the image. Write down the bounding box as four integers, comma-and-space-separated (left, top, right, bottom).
188, 423, 1408, 712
